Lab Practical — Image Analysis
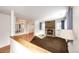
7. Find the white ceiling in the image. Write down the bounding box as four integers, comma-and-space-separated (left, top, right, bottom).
0, 6, 68, 20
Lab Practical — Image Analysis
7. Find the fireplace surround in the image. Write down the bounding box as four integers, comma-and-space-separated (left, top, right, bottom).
45, 21, 55, 37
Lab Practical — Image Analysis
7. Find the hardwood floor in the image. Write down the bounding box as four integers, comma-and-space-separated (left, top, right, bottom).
0, 45, 10, 53
31, 36, 69, 53
11, 32, 34, 42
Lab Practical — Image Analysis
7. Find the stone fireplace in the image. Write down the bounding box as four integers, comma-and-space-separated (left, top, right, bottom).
45, 21, 55, 36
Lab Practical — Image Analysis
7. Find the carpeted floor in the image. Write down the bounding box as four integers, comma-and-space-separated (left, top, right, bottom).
31, 36, 68, 53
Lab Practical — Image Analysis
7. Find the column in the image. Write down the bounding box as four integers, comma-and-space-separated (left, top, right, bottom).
11, 10, 16, 36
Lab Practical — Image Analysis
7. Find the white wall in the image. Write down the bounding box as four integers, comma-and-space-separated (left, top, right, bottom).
0, 13, 10, 48
73, 7, 79, 52
55, 19, 68, 39
34, 20, 45, 36
28, 20, 35, 33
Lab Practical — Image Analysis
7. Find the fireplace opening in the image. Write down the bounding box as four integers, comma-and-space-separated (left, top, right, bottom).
47, 29, 53, 35
46, 29, 55, 37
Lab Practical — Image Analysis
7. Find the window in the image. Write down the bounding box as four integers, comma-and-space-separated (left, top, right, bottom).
39, 22, 42, 30
67, 7, 73, 29
61, 20, 65, 29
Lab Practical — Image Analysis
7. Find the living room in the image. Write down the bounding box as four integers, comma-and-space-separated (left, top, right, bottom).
0, 6, 79, 53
